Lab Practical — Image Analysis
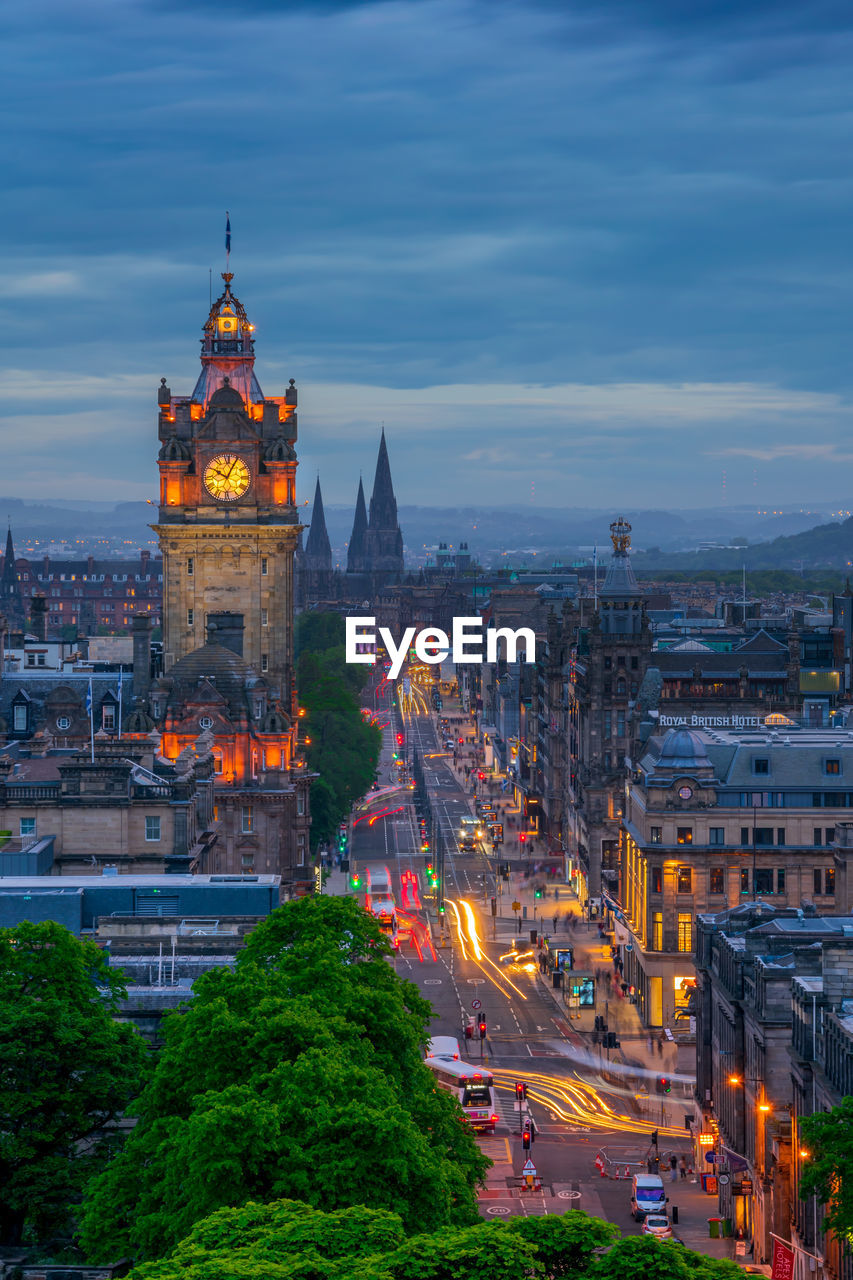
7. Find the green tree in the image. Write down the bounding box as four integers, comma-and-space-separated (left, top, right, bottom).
0, 921, 149, 1247
506, 1211, 617, 1275
297, 646, 380, 845
81, 899, 488, 1262
799, 1096, 853, 1242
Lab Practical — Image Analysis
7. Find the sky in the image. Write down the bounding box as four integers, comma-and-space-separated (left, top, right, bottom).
2, 0, 852, 512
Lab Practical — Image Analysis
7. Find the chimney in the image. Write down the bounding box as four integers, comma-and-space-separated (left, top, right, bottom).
206, 611, 244, 656
30, 595, 47, 642
140, 549, 151, 575
87, 555, 95, 575
132, 613, 154, 700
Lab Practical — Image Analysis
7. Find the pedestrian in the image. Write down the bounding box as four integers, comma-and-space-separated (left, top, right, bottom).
679, 1156, 687, 1180
669, 1154, 678, 1183
647, 1035, 654, 1056
657, 1032, 664, 1057
552, 914, 558, 933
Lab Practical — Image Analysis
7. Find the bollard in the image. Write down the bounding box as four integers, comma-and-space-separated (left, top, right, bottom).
672, 1206, 679, 1225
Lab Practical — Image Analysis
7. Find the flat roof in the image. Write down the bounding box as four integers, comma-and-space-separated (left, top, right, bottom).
0, 874, 280, 888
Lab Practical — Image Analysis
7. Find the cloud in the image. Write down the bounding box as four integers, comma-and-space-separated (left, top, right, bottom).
709, 443, 853, 463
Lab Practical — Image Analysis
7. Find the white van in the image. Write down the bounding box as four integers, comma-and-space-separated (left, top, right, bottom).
367, 865, 393, 897
630, 1173, 667, 1221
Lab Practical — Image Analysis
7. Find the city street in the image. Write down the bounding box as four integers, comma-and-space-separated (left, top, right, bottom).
330, 669, 740, 1265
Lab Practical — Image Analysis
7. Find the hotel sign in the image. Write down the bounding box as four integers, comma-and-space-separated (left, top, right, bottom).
659, 714, 762, 728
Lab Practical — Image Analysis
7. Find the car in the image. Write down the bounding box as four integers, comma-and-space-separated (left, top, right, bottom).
459, 836, 476, 852
641, 1214, 673, 1240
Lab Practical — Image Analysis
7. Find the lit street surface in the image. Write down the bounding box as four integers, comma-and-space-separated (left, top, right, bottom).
341, 672, 735, 1261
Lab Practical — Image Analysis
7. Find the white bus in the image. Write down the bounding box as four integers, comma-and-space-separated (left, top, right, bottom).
424, 1037, 499, 1132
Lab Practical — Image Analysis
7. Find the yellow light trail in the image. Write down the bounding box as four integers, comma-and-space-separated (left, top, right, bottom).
490, 1066, 687, 1139
447, 897, 529, 1003
445, 899, 468, 961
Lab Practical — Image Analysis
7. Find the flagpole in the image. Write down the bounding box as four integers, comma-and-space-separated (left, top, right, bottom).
88, 676, 95, 764
117, 668, 123, 741
225, 210, 231, 273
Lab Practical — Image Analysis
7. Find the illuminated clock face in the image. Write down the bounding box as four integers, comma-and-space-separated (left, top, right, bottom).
678, 785, 693, 800
203, 454, 251, 502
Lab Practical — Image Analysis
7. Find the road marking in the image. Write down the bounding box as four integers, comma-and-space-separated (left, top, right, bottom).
487, 1206, 511, 1215
423, 979, 442, 985
557, 1190, 582, 1199
504, 1138, 512, 1161
467, 978, 486, 984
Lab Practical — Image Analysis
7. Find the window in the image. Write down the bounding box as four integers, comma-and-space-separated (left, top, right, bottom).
145, 816, 161, 842
650, 866, 662, 894
241, 855, 254, 871
26, 653, 35, 667
814, 868, 823, 896
741, 868, 750, 892
604, 711, 612, 738
261, 608, 268, 626
297, 833, 307, 866
199, 716, 214, 729
676, 827, 693, 845
753, 827, 774, 846
616, 678, 626, 696
631, 656, 639, 669
825, 759, 841, 775
56, 716, 70, 730
777, 868, 786, 894
604, 656, 612, 670
603, 751, 612, 771
741, 827, 750, 846
709, 827, 725, 846
616, 710, 625, 736
753, 758, 770, 776
650, 826, 662, 845
814, 828, 823, 847
617, 655, 626, 667
677, 914, 693, 952
754, 868, 773, 894
261, 654, 269, 673
241, 806, 254, 834
827, 828, 836, 845
13, 703, 28, 730
187, 609, 194, 626
826, 867, 836, 896
677, 866, 692, 894
252, 750, 259, 779
102, 706, 116, 730
187, 557, 194, 576
212, 749, 223, 774
261, 557, 268, 576
651, 912, 663, 950
709, 867, 724, 895
19, 818, 36, 838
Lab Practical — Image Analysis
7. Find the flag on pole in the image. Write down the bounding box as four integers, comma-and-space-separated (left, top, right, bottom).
85, 677, 92, 717
225, 211, 231, 265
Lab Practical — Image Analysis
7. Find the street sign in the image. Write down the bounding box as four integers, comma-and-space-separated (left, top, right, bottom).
512, 900, 521, 912
471, 998, 482, 1010
522, 1159, 536, 1174
717, 1173, 730, 1186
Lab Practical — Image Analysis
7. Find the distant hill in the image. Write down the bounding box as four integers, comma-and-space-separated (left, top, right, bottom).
633, 517, 853, 572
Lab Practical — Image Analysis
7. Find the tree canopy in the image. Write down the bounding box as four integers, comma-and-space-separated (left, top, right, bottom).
81, 897, 488, 1263
0, 920, 149, 1248
295, 612, 381, 845
799, 1096, 853, 1242
126, 1199, 746, 1280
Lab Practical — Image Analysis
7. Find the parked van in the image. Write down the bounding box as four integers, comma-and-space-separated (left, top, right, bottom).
630, 1174, 666, 1221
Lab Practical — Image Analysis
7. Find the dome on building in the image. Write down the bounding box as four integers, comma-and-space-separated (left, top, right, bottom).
166, 642, 255, 714
207, 377, 245, 410
657, 727, 713, 772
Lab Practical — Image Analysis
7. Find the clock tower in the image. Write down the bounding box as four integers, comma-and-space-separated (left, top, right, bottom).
153, 273, 300, 706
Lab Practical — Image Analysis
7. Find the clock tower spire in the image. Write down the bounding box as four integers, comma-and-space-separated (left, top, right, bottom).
153, 271, 301, 709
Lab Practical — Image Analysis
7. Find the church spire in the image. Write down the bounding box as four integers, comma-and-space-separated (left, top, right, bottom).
303, 477, 332, 570
368, 427, 398, 530
347, 477, 369, 574
0, 524, 23, 622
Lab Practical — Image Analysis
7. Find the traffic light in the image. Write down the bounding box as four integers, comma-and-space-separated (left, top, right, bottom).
350, 872, 362, 890
522, 1123, 531, 1151
464, 1022, 473, 1040
650, 1129, 659, 1147
438, 900, 445, 914
534, 887, 543, 899
478, 1019, 487, 1040
519, 832, 527, 844
396, 733, 404, 746
478, 771, 485, 780
656, 1077, 672, 1095
515, 1081, 527, 1101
